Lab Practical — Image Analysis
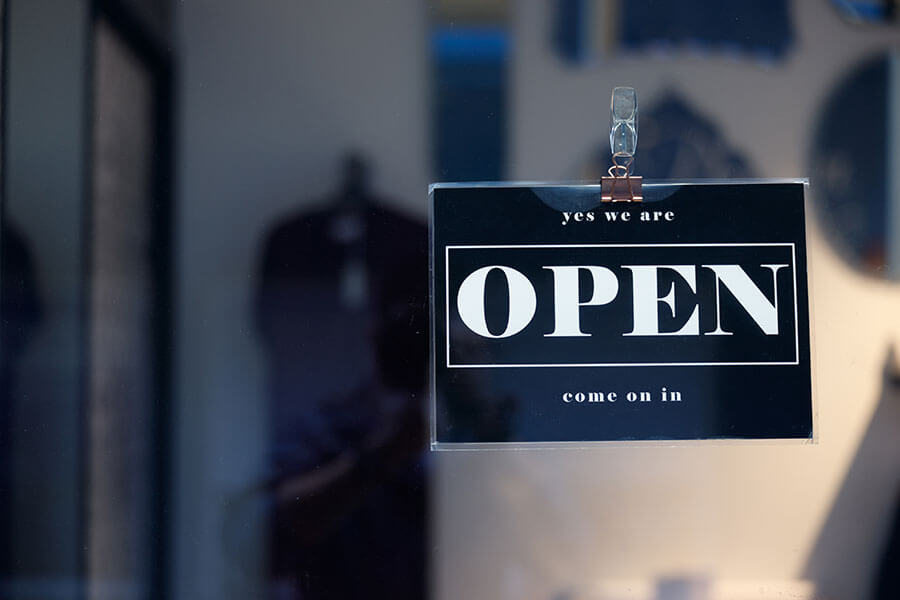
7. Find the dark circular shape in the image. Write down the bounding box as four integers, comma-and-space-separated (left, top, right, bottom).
809, 52, 892, 277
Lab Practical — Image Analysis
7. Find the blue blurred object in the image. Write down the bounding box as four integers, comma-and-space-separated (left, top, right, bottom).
432, 27, 509, 181
621, 0, 795, 62
810, 53, 889, 273
553, 0, 591, 65
830, 0, 897, 23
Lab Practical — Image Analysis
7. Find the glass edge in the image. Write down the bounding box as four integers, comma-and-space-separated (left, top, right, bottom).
428, 187, 438, 448
803, 183, 820, 445
431, 437, 816, 452
428, 177, 810, 189
426, 180, 816, 451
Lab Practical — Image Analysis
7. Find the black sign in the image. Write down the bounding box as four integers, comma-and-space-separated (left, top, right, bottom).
430, 181, 813, 446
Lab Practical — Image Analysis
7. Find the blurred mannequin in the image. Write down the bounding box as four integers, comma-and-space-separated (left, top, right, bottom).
255, 154, 427, 599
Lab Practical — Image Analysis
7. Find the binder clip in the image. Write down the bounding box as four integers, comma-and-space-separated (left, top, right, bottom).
601, 86, 643, 202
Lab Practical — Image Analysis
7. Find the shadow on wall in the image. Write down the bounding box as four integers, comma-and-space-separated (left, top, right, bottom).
804, 347, 900, 600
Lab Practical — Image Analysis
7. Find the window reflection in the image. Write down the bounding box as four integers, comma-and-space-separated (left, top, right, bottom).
255, 155, 428, 599
1, 0, 900, 599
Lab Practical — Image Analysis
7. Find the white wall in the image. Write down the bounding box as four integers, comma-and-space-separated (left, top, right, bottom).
435, 2, 900, 599
174, 1, 428, 598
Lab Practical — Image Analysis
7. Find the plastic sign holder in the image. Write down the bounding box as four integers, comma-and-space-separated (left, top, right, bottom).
602, 86, 643, 202
428, 89, 815, 450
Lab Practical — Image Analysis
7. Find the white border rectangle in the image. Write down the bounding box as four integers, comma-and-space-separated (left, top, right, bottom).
444, 243, 799, 368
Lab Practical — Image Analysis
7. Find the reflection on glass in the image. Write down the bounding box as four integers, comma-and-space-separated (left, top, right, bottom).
255, 155, 428, 599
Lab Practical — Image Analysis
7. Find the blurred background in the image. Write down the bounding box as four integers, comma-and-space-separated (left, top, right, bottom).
1, 0, 900, 599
